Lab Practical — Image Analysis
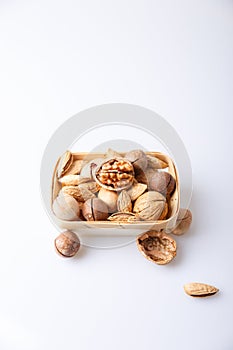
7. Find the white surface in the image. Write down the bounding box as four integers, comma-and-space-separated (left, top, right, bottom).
0, 1, 233, 350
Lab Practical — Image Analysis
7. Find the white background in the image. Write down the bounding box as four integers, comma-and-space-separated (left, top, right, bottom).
0, 1, 233, 349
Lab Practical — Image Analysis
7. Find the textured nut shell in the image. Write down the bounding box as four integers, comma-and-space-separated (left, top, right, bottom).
59, 174, 91, 186
57, 151, 73, 178
172, 209, 192, 235
127, 182, 147, 201
62, 185, 95, 202
133, 191, 166, 221
137, 231, 177, 265
63, 159, 88, 176
149, 172, 176, 195
158, 202, 168, 220
98, 188, 118, 213
52, 191, 80, 221
82, 198, 109, 221
147, 155, 168, 169
184, 283, 219, 297
117, 190, 132, 212
108, 212, 139, 222
55, 231, 80, 257
125, 149, 148, 172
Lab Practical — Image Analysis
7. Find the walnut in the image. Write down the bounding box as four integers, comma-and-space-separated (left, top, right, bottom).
137, 231, 177, 265
93, 158, 134, 191
133, 191, 166, 221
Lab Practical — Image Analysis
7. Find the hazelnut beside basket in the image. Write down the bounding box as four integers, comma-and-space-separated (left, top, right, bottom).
51, 149, 192, 262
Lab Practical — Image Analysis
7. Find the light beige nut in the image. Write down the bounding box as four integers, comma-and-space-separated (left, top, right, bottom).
137, 231, 177, 265
127, 182, 147, 201
108, 212, 139, 222
59, 174, 92, 186
104, 148, 121, 158
62, 185, 95, 202
147, 155, 168, 169
117, 190, 132, 212
52, 191, 80, 221
172, 209, 192, 235
98, 188, 118, 213
57, 151, 73, 178
133, 191, 166, 221
94, 158, 134, 191
54, 231, 80, 257
63, 159, 88, 175
183, 283, 219, 297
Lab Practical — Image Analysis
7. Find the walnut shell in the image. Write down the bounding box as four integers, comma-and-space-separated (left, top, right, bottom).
94, 158, 134, 191
82, 198, 109, 221
137, 231, 177, 265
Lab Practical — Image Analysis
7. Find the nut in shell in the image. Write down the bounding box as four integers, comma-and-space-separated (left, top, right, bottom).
125, 149, 148, 172
127, 182, 147, 201
183, 283, 219, 297
57, 151, 73, 178
59, 174, 91, 186
82, 198, 109, 221
137, 231, 177, 265
52, 191, 80, 221
172, 208, 192, 235
62, 185, 95, 202
147, 155, 168, 169
63, 159, 88, 176
149, 171, 176, 195
94, 158, 134, 191
135, 167, 155, 186
98, 188, 118, 213
117, 190, 132, 212
133, 191, 166, 221
55, 231, 80, 257
108, 212, 139, 222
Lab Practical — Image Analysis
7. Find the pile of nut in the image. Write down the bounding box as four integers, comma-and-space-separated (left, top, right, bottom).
52, 148, 176, 223
52, 148, 192, 265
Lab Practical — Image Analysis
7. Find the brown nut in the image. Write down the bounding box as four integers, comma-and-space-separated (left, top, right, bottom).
82, 198, 109, 221
184, 283, 219, 297
146, 155, 168, 169
108, 212, 139, 222
137, 231, 177, 265
63, 159, 88, 176
62, 185, 95, 202
52, 191, 80, 221
158, 202, 168, 220
98, 188, 118, 213
149, 171, 176, 195
117, 190, 132, 212
135, 167, 155, 186
55, 230, 80, 257
172, 209, 192, 235
125, 149, 148, 172
127, 182, 147, 201
94, 158, 134, 191
133, 191, 166, 221
57, 151, 73, 178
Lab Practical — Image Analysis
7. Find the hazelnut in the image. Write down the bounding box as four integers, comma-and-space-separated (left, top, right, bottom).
125, 149, 148, 172
149, 172, 176, 195
54, 230, 80, 257
98, 188, 118, 213
82, 198, 109, 221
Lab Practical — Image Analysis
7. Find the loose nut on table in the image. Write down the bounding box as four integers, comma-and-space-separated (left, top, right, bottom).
54, 230, 80, 258
137, 230, 177, 265
171, 209, 192, 235
183, 283, 219, 297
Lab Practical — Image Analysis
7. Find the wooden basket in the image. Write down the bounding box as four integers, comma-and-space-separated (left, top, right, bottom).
51, 152, 180, 235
